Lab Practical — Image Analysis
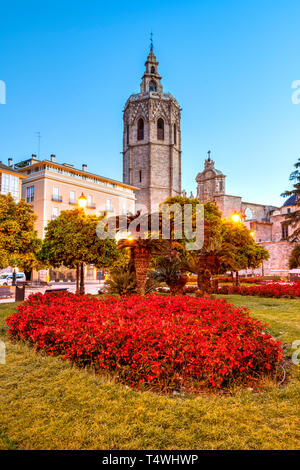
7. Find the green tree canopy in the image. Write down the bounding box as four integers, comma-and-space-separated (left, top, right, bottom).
38, 209, 120, 293
160, 196, 269, 293
220, 220, 269, 282
0, 194, 41, 273
160, 196, 223, 254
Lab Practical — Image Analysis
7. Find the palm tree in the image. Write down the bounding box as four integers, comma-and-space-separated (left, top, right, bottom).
182, 246, 221, 296
281, 158, 300, 239
114, 211, 169, 295
150, 254, 188, 295
118, 236, 167, 295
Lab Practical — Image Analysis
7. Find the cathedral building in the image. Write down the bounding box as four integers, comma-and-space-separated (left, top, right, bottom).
122, 44, 298, 277
123, 45, 181, 213
195, 154, 299, 277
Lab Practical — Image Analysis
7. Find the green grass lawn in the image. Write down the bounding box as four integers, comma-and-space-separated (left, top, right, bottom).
0, 296, 299, 450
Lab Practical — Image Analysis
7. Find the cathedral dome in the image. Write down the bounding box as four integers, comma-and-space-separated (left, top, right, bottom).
283, 194, 298, 207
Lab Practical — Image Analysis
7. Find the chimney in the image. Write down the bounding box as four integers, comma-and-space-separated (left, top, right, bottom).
82, 164, 87, 172
50, 154, 56, 163
30, 154, 37, 165
8, 157, 12, 167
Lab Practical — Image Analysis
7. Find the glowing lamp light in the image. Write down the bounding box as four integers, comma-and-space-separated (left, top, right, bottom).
250, 231, 255, 237
77, 192, 88, 209
231, 212, 242, 223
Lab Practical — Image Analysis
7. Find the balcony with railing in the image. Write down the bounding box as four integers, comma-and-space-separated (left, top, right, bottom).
52, 195, 62, 202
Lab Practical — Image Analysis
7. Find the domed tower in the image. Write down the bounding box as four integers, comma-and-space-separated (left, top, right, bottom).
196, 152, 226, 202
123, 43, 182, 213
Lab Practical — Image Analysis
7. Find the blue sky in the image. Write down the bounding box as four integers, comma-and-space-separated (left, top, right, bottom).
0, 0, 300, 206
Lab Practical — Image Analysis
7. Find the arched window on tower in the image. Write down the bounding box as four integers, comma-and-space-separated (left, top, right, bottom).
245, 208, 253, 220
126, 125, 129, 145
149, 80, 157, 92
151, 66, 155, 74
157, 118, 164, 140
137, 118, 144, 140
173, 123, 177, 145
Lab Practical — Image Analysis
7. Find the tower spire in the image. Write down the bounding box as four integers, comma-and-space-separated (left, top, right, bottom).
140, 40, 163, 93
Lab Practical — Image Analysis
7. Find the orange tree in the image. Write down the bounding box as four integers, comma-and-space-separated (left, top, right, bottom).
0, 194, 41, 278
219, 220, 269, 285
38, 209, 119, 294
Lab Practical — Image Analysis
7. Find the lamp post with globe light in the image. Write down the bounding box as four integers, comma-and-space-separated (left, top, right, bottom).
77, 192, 88, 211
231, 212, 244, 224
76, 193, 88, 294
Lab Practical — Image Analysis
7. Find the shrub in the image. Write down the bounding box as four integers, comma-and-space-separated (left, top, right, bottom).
7, 292, 283, 391
105, 265, 136, 296
150, 255, 188, 295
215, 282, 300, 298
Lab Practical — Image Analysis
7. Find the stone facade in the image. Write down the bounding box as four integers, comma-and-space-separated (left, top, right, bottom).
194, 156, 299, 276
123, 47, 181, 213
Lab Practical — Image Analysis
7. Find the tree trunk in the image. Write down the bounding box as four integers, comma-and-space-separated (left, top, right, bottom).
76, 265, 80, 294
235, 271, 239, 287
169, 274, 188, 296
197, 268, 213, 297
212, 277, 219, 291
133, 246, 151, 295
79, 263, 85, 295
231, 271, 234, 285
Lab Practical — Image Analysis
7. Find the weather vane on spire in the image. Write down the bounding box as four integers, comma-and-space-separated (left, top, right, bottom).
150, 31, 153, 51
207, 150, 211, 161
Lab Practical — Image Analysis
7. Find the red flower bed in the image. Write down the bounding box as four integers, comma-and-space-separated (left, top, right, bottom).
6, 292, 282, 390
216, 276, 263, 284
216, 282, 300, 298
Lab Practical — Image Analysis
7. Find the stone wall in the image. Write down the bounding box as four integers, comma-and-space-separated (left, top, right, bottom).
249, 221, 272, 242
214, 194, 242, 218
123, 94, 181, 213
260, 241, 294, 276
241, 202, 271, 222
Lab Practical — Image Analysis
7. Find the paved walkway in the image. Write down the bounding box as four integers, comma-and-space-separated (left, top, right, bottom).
0, 281, 105, 303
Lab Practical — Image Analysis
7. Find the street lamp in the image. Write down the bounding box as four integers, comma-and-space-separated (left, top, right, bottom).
77, 192, 88, 209
250, 231, 255, 238
231, 212, 243, 223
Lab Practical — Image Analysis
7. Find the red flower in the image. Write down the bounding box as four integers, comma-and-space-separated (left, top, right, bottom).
6, 292, 283, 391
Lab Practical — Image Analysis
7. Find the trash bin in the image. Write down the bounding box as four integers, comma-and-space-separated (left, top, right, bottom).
15, 285, 25, 302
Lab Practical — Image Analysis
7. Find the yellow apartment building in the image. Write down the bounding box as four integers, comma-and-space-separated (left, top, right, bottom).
10, 155, 138, 281
15, 155, 137, 238
0, 160, 25, 202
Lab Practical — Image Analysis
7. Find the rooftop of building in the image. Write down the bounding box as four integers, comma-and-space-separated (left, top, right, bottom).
11, 156, 138, 192
0, 161, 26, 177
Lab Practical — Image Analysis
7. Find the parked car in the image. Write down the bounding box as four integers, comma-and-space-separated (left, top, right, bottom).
0, 273, 26, 286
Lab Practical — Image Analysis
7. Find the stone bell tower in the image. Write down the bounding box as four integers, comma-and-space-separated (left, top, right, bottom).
123, 42, 182, 213
196, 152, 226, 202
